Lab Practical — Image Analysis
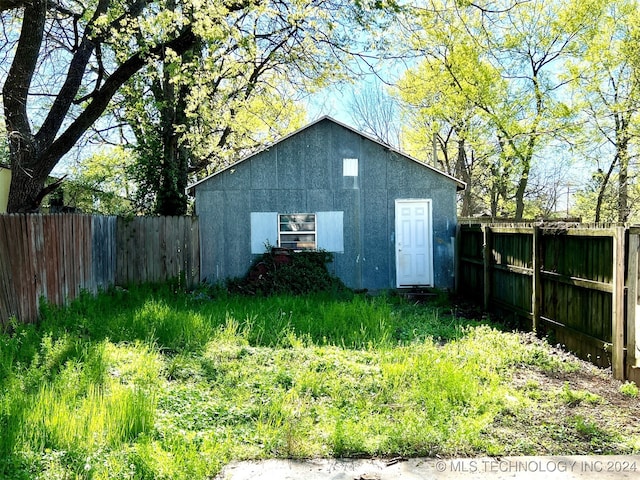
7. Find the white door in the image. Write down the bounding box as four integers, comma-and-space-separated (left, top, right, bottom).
395, 199, 434, 287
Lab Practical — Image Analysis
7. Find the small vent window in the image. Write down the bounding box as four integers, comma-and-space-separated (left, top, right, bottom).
343, 158, 358, 176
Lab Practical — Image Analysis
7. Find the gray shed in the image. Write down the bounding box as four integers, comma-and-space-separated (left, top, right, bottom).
188, 116, 465, 291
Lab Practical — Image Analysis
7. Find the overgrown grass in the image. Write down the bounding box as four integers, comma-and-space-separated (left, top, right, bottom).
0, 283, 637, 479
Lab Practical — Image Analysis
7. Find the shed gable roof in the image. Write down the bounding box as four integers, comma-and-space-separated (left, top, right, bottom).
187, 116, 466, 194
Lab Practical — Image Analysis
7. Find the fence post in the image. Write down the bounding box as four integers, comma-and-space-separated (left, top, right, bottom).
454, 223, 461, 295
626, 230, 640, 382
532, 227, 541, 333
483, 225, 491, 311
612, 227, 626, 380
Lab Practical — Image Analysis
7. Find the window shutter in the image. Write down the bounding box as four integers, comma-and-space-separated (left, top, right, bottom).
317, 211, 344, 253
250, 212, 278, 253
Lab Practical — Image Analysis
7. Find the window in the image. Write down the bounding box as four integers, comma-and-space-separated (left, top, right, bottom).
251, 211, 343, 253
279, 213, 316, 250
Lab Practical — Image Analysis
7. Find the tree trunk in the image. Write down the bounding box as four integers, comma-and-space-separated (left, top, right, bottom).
514, 166, 529, 220
594, 188, 604, 223
3, 0, 197, 213
154, 37, 192, 216
7, 155, 49, 213
618, 163, 628, 223
617, 138, 630, 223
595, 157, 617, 223
490, 163, 499, 217
456, 137, 472, 216
156, 102, 189, 216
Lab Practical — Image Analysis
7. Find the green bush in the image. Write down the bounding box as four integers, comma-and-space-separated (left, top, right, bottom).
228, 249, 349, 296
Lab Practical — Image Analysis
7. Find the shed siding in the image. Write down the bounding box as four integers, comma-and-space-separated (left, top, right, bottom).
194, 119, 459, 289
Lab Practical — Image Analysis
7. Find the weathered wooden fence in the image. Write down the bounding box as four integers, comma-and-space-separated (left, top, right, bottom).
0, 214, 199, 326
116, 216, 199, 286
457, 223, 639, 382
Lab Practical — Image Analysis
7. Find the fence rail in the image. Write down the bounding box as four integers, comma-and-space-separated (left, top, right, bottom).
457, 223, 638, 381
0, 214, 199, 327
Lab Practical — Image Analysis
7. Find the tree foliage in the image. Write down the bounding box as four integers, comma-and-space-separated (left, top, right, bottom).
4, 0, 639, 219
396, 0, 607, 219
396, 15, 500, 216
117, 0, 356, 215
565, 0, 640, 222
1, 0, 198, 212
61, 147, 136, 215
0, 0, 399, 213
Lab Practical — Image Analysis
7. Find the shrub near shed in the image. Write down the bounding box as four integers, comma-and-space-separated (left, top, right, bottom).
229, 248, 347, 296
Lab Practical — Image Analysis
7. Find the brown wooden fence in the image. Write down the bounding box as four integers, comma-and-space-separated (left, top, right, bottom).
0, 214, 199, 327
457, 223, 639, 382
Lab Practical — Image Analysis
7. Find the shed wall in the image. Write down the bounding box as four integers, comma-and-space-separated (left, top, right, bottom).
195, 120, 458, 290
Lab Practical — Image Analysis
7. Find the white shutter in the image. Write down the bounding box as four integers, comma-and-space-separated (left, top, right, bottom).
250, 212, 278, 253
317, 211, 344, 253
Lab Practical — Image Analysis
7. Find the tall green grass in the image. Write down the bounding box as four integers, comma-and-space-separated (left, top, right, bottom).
20, 382, 155, 450
0, 334, 161, 478
33, 285, 407, 351
2, 283, 629, 479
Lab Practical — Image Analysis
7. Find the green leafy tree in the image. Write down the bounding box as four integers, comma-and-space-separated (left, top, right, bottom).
122, 66, 306, 215
117, 0, 323, 215
1, 0, 200, 212
396, 21, 501, 216
0, 0, 399, 213
399, 0, 594, 219
59, 147, 136, 215
573, 171, 618, 223
565, 0, 640, 222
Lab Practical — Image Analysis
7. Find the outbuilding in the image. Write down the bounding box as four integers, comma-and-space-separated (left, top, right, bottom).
188, 116, 465, 291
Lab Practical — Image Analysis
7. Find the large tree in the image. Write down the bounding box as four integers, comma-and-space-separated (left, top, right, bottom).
0, 0, 398, 213
2, 0, 197, 212
119, 0, 338, 215
396, 29, 499, 216
399, 0, 596, 219
119, 0, 325, 215
566, 0, 640, 222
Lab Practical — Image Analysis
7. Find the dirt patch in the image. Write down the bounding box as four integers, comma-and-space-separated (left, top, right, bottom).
512, 335, 639, 409
493, 334, 640, 455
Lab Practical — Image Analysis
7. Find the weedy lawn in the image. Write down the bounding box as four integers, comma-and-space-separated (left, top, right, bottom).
0, 284, 638, 479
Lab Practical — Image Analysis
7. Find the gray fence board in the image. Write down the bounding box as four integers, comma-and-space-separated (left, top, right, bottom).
0, 214, 199, 327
